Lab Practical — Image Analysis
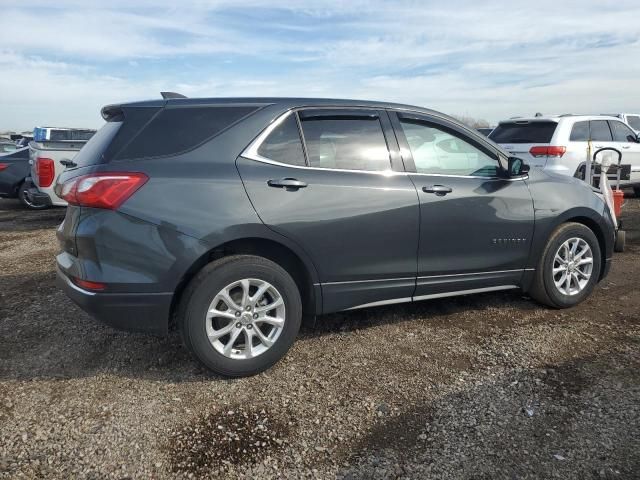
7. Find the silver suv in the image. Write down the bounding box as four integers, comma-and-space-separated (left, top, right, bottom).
489, 115, 640, 194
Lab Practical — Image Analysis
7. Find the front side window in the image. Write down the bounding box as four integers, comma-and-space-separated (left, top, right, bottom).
627, 116, 640, 131
299, 116, 391, 171
609, 120, 637, 143
400, 119, 499, 177
257, 114, 305, 166
589, 120, 612, 142
569, 121, 589, 142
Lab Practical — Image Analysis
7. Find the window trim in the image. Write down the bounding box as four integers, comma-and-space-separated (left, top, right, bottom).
391, 111, 508, 179
242, 108, 402, 174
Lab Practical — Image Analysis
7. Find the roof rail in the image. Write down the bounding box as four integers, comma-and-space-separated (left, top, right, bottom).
161, 92, 188, 99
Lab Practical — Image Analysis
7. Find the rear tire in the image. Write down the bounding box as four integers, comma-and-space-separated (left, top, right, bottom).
18, 182, 48, 210
529, 223, 601, 309
179, 255, 302, 377
633, 186, 640, 198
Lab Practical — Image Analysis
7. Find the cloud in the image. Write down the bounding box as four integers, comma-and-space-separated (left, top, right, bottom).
1, 1, 639, 130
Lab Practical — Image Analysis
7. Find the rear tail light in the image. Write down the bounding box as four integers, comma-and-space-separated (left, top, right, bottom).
73, 277, 107, 291
0, 163, 9, 172
59, 172, 148, 210
36, 157, 55, 187
529, 146, 566, 158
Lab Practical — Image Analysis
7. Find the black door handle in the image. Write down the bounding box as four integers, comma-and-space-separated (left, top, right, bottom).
267, 178, 308, 190
422, 185, 452, 196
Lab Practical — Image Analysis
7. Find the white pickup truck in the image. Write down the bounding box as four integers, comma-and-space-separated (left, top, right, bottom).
25, 127, 96, 208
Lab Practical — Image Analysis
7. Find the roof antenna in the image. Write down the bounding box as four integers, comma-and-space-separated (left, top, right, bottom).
161, 92, 187, 99
534, 112, 543, 117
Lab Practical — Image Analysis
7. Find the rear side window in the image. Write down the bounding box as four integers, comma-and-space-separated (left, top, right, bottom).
569, 121, 589, 141
115, 105, 260, 160
257, 114, 305, 166
489, 122, 557, 143
299, 116, 391, 171
627, 116, 640, 131
590, 120, 612, 142
609, 121, 637, 143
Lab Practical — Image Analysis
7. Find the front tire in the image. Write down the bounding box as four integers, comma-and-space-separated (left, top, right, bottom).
529, 223, 601, 308
179, 255, 302, 377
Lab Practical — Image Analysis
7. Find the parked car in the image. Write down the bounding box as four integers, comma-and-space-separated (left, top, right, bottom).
0, 140, 18, 154
602, 113, 640, 134
0, 146, 35, 206
26, 127, 96, 208
55, 97, 616, 377
489, 115, 640, 195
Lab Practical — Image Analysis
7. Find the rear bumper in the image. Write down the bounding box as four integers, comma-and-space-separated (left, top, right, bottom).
25, 187, 52, 207
56, 266, 172, 336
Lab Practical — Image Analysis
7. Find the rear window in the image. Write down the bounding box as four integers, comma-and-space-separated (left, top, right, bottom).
71, 121, 122, 167
115, 105, 260, 160
489, 121, 557, 143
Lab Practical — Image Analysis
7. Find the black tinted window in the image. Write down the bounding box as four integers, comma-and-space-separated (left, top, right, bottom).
590, 120, 612, 142
116, 105, 259, 160
610, 121, 636, 143
300, 116, 391, 171
569, 121, 589, 141
489, 122, 557, 143
627, 116, 640, 130
257, 114, 305, 166
73, 121, 122, 167
401, 119, 498, 177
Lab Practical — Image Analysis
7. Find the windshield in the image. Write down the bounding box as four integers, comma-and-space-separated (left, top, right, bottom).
489, 121, 557, 143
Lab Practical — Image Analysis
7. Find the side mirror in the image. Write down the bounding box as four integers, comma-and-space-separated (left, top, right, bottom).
508, 156, 530, 176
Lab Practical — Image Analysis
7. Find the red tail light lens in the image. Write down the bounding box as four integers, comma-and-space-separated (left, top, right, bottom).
0, 163, 9, 172
73, 277, 106, 291
59, 172, 148, 210
36, 157, 55, 187
529, 146, 566, 158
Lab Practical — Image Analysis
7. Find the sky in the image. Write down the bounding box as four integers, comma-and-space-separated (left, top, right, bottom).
1, 0, 639, 131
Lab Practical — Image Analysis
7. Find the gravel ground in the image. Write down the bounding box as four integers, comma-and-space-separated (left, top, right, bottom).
0, 194, 638, 479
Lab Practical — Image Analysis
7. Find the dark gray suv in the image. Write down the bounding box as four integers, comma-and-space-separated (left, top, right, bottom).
55, 97, 615, 376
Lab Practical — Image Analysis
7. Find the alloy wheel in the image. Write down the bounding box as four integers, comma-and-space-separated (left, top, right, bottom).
205, 278, 286, 359
552, 237, 593, 296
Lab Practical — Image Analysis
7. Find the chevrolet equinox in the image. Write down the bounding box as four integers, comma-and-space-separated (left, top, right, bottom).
55, 97, 615, 376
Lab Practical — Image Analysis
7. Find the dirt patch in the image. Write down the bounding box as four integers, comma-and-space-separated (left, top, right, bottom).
168, 405, 291, 476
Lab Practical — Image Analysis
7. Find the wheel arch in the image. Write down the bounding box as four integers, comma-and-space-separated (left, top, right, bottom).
563, 215, 608, 281
169, 236, 320, 330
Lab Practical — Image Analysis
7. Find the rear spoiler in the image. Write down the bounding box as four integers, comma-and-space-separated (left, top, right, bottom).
101, 92, 188, 121
160, 91, 187, 99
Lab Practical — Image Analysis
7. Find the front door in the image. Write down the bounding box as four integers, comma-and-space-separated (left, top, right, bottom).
609, 119, 640, 182
237, 108, 420, 313
390, 111, 535, 298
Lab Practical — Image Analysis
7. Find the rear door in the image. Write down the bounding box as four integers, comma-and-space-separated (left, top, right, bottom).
237, 108, 420, 313
391, 111, 535, 298
488, 120, 558, 168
